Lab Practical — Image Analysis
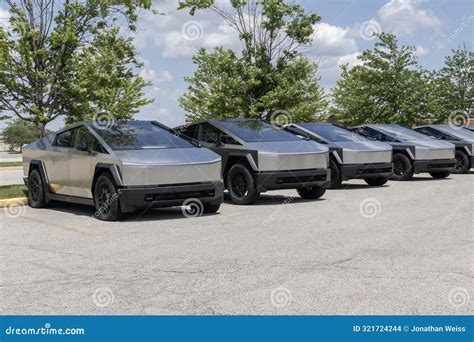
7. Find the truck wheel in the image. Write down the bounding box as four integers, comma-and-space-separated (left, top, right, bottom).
226, 163, 260, 205
28, 168, 47, 208
364, 177, 388, 186
329, 159, 342, 189
93, 173, 123, 221
453, 150, 470, 174
203, 203, 221, 214
297, 186, 326, 199
391, 153, 414, 181
429, 171, 451, 179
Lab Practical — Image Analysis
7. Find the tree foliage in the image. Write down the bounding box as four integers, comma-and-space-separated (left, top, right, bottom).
0, 0, 153, 137
427, 45, 473, 123
178, 0, 327, 122
330, 33, 428, 126
3, 119, 37, 152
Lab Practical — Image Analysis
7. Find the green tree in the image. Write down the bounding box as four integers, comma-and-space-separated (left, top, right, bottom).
0, 0, 153, 137
3, 119, 37, 152
428, 45, 473, 123
330, 33, 428, 126
178, 0, 328, 122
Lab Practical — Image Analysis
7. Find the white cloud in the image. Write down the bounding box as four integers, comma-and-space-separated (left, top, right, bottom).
0, 7, 11, 30
139, 58, 174, 83
337, 52, 362, 68
414, 45, 428, 56
310, 23, 358, 57
378, 0, 442, 35
130, 0, 241, 59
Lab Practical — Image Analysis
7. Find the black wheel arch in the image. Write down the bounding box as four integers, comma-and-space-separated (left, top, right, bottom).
91, 163, 123, 194
28, 160, 51, 202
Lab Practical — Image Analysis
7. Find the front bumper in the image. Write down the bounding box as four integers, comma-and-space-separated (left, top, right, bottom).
341, 163, 393, 180
118, 181, 224, 213
255, 168, 330, 192
413, 158, 456, 174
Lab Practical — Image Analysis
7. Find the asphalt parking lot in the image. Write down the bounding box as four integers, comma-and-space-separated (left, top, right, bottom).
1, 174, 473, 315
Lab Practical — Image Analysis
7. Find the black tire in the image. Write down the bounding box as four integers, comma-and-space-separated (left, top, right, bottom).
226, 163, 260, 205
329, 158, 342, 189
390, 153, 414, 181
203, 203, 221, 214
453, 150, 470, 174
364, 177, 388, 186
93, 173, 123, 221
297, 186, 326, 199
429, 171, 451, 179
28, 168, 47, 208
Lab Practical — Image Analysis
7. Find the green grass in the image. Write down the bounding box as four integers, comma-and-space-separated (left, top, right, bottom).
0, 161, 23, 167
0, 184, 27, 199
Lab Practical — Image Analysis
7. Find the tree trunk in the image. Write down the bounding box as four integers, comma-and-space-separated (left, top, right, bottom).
37, 122, 46, 139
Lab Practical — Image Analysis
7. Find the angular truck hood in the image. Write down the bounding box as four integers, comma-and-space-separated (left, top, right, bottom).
334, 141, 392, 152
115, 147, 221, 166
246, 141, 329, 171
247, 140, 329, 154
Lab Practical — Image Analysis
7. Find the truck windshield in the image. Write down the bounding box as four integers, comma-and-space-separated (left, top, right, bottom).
299, 123, 368, 142
216, 119, 301, 142
375, 125, 433, 141
92, 121, 193, 150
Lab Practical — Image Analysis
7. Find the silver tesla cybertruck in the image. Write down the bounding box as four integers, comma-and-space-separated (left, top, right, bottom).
22, 121, 224, 221
285, 123, 393, 188
351, 124, 456, 180
414, 125, 474, 174
175, 118, 330, 204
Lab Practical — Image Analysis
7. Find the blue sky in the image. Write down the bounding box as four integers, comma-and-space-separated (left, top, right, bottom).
1, 0, 473, 130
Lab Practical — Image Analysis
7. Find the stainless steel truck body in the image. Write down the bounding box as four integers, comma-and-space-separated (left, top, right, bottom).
22, 121, 224, 220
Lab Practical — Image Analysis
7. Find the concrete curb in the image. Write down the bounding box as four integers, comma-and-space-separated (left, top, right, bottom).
0, 197, 28, 208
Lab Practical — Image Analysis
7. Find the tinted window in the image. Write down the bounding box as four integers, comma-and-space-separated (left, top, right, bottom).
177, 124, 197, 139
300, 123, 368, 142
74, 127, 108, 153
197, 123, 241, 145
217, 119, 300, 142
55, 129, 75, 147
92, 121, 193, 151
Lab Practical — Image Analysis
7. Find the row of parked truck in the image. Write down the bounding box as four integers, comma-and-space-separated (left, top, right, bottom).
22, 119, 473, 220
